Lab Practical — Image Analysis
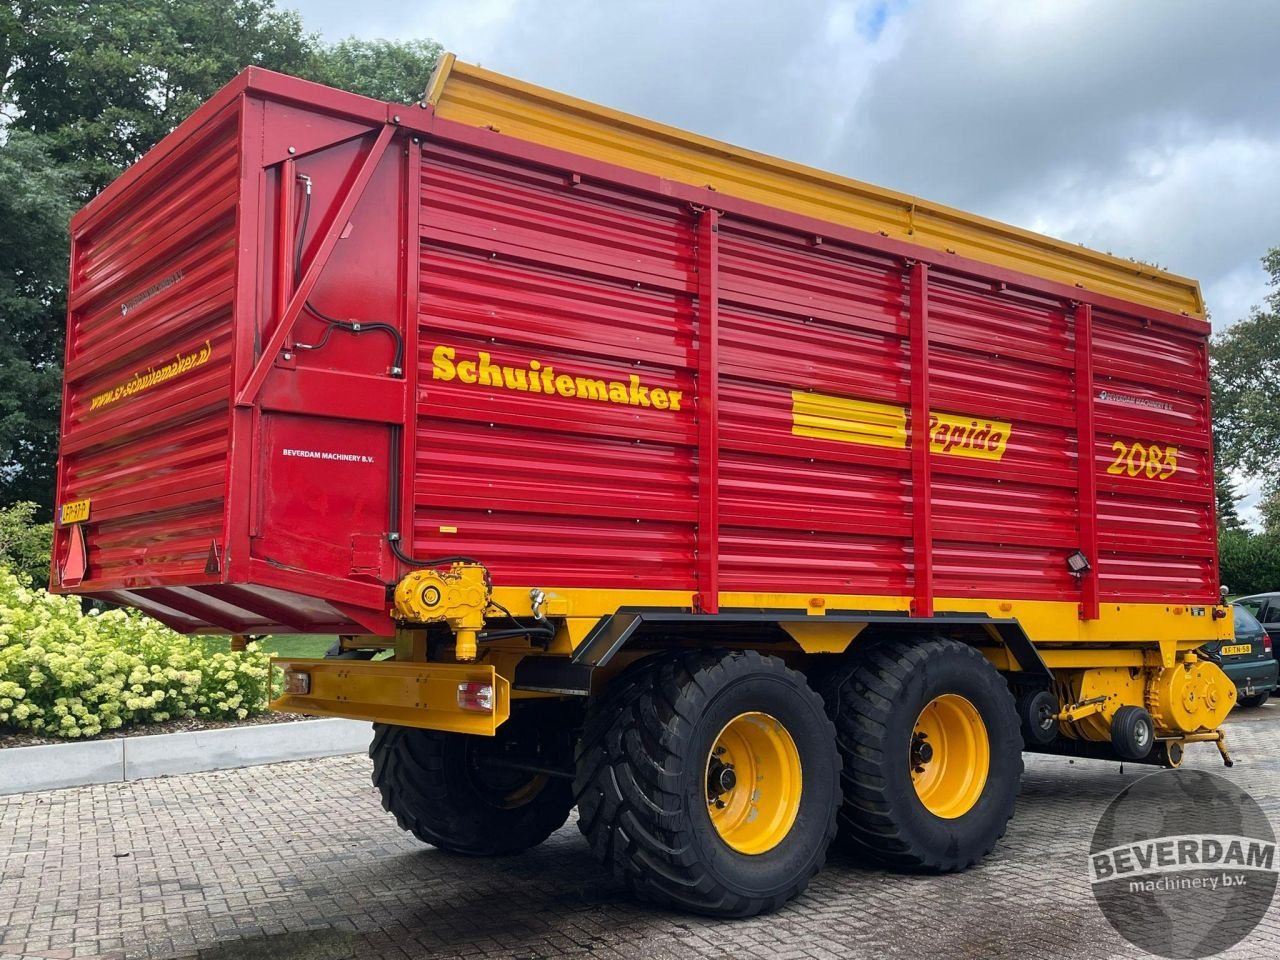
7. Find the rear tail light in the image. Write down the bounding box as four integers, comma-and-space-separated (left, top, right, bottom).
457, 681, 495, 713
1265, 635, 1273, 654
283, 670, 311, 695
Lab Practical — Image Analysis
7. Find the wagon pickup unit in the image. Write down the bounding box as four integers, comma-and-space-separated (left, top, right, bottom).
53, 55, 1235, 916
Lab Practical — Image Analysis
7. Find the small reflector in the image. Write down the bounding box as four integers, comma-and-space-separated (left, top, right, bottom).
283, 671, 311, 695
61, 523, 88, 588
457, 681, 494, 713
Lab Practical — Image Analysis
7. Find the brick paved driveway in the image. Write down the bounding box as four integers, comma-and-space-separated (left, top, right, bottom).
3, 710, 1280, 960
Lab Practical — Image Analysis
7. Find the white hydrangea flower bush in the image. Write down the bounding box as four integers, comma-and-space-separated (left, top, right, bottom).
0, 570, 274, 738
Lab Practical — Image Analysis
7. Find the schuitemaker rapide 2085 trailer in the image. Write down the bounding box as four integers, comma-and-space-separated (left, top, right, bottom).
54, 55, 1236, 916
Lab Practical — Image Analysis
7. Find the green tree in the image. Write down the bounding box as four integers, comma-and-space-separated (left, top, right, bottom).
0, 2, 441, 514
1259, 488, 1280, 538
0, 132, 80, 510
1211, 247, 1280, 478
1219, 529, 1280, 598
2, 0, 315, 194
0, 501, 54, 585
1214, 462, 1246, 533
305, 38, 441, 103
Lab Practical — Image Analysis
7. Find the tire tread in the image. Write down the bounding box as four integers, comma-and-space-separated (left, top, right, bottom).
370, 722, 572, 856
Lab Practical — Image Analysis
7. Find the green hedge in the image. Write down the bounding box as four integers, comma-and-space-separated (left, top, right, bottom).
1219, 530, 1280, 598
0, 569, 273, 738
0, 502, 53, 588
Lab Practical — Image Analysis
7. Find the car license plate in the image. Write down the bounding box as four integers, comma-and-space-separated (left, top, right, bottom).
59, 498, 91, 524
1221, 643, 1251, 656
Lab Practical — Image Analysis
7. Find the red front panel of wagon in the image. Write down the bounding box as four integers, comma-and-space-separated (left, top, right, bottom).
407, 133, 1217, 607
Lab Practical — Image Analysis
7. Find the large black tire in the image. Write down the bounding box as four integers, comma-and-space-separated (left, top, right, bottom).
819, 636, 1022, 872
1238, 692, 1269, 709
370, 707, 574, 856
574, 650, 840, 918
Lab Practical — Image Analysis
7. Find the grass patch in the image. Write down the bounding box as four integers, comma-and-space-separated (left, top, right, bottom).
267, 635, 337, 658
197, 634, 335, 658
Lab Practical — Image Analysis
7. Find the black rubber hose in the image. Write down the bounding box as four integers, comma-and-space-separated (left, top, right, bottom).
291, 173, 405, 374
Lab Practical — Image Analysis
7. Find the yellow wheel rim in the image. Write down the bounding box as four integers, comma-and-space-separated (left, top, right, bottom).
910, 694, 990, 819
705, 711, 803, 855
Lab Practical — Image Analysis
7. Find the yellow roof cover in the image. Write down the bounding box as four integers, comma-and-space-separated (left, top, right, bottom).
425, 54, 1203, 320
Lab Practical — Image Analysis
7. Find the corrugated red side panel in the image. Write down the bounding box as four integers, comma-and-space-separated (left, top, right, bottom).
927, 276, 1081, 601
1092, 311, 1216, 601
717, 221, 912, 595
413, 141, 698, 589
57, 106, 240, 591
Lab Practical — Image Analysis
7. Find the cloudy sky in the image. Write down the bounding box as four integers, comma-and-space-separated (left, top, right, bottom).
288, 0, 1279, 518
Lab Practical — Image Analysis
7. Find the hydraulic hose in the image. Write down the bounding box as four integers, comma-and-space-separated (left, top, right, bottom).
291, 174, 405, 375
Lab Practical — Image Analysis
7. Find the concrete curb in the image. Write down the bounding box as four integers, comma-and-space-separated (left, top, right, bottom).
0, 718, 372, 796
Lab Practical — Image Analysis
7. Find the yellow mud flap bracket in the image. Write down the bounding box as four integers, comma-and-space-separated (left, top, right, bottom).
271, 658, 511, 735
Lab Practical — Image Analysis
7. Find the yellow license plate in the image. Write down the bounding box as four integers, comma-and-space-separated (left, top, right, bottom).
1221, 643, 1252, 656
60, 498, 91, 524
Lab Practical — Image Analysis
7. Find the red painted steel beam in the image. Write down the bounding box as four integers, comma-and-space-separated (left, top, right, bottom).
275, 156, 296, 353
909, 262, 933, 617
245, 558, 386, 610
203, 584, 313, 632
236, 123, 396, 406
1202, 338, 1224, 596
397, 137, 424, 567
52, 217, 80, 589
331, 600, 397, 637
96, 594, 198, 634
259, 369, 405, 423
248, 67, 389, 125
1074, 302, 1100, 620
144, 588, 253, 633
695, 208, 721, 614
233, 93, 267, 556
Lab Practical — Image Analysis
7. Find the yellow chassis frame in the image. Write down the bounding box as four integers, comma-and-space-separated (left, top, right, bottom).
269, 587, 1234, 741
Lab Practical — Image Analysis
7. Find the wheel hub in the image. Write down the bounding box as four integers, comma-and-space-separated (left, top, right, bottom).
707, 752, 738, 803
910, 732, 934, 772
704, 712, 803, 855
466, 724, 551, 809
910, 694, 991, 820
1035, 704, 1056, 732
